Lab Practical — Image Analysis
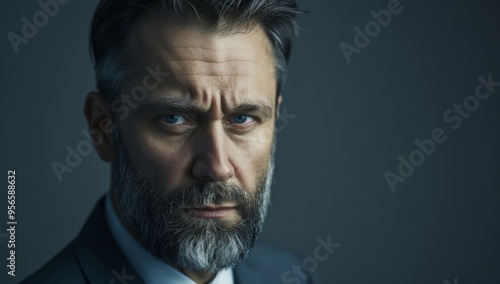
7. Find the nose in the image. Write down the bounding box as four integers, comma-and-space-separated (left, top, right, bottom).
192, 123, 235, 182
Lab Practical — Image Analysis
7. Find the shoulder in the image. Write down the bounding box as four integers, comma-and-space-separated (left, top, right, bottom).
19, 241, 88, 284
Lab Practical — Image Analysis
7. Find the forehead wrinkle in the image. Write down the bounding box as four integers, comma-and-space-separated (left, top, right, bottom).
131, 16, 276, 84
167, 62, 254, 77
154, 48, 265, 93
157, 46, 259, 78
129, 15, 276, 117
131, 12, 275, 66
160, 46, 258, 62
158, 78, 272, 119
139, 24, 267, 69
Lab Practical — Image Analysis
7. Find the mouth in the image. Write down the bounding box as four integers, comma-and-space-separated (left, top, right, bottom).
183, 204, 238, 219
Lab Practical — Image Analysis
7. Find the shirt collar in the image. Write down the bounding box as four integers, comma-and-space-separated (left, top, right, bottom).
104, 192, 234, 284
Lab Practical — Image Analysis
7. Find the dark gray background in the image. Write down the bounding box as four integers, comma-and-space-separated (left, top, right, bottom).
1, 0, 499, 283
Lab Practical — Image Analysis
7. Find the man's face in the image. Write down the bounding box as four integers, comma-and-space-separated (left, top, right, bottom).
110, 15, 280, 272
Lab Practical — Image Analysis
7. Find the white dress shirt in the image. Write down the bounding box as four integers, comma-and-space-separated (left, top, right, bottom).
105, 192, 234, 284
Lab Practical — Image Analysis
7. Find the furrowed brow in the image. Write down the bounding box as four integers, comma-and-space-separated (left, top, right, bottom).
133, 97, 203, 115
232, 102, 274, 119
133, 97, 274, 118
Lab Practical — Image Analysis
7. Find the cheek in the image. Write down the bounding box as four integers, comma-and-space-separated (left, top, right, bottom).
120, 116, 275, 190
120, 120, 192, 187
230, 127, 275, 190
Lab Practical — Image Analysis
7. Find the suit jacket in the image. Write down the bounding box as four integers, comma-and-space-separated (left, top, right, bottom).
20, 196, 319, 284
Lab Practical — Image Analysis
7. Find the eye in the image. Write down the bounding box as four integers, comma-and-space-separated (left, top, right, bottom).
230, 115, 255, 125
160, 114, 188, 125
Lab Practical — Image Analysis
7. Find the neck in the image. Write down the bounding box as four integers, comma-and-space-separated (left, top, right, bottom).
180, 267, 217, 284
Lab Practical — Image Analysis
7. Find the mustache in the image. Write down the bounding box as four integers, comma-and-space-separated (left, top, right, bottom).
157, 182, 253, 212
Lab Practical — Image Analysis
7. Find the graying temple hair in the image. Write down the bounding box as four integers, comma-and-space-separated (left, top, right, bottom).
90, 0, 303, 102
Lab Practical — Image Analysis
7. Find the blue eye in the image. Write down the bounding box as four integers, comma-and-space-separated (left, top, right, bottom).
231, 115, 255, 124
161, 115, 187, 125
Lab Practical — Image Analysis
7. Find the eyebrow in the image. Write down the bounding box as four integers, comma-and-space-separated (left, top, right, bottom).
133, 97, 274, 119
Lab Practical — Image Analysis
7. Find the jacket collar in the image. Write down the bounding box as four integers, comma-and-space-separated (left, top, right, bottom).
73, 196, 145, 283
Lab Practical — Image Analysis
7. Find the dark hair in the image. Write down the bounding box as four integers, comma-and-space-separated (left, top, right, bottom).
89, 0, 303, 100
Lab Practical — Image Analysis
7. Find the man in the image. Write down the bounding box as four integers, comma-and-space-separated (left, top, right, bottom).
22, 0, 318, 283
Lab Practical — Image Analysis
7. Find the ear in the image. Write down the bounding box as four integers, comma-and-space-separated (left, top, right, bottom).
83, 91, 115, 162
276, 94, 283, 120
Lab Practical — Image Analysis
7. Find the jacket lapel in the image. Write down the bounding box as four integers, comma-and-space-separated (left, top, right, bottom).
73, 196, 145, 283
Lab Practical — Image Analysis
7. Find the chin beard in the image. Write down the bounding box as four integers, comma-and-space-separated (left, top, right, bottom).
112, 130, 275, 272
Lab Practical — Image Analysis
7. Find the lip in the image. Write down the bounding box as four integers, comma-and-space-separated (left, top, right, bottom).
183, 205, 237, 218
192, 205, 235, 210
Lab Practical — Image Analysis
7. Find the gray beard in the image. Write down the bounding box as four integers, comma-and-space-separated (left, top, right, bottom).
112, 129, 275, 273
